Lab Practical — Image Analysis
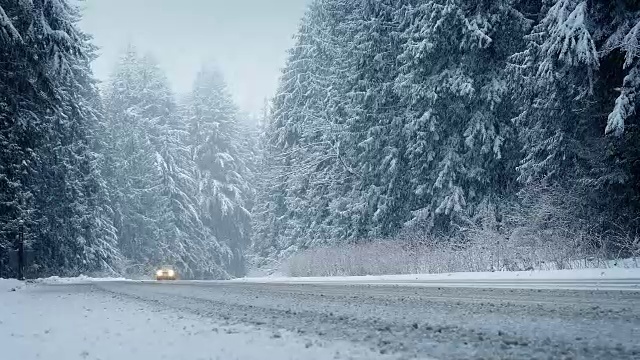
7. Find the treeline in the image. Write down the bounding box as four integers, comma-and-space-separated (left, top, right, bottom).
0, 0, 253, 279
252, 0, 640, 262
2, 0, 638, 278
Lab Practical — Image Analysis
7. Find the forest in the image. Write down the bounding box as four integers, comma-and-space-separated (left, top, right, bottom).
1, 0, 639, 279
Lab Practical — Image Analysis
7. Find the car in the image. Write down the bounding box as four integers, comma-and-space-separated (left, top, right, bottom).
155, 266, 177, 280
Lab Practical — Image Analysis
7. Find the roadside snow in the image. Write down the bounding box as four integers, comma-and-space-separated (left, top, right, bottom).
233, 267, 640, 284
33, 275, 128, 285
0, 278, 24, 292
0, 282, 393, 360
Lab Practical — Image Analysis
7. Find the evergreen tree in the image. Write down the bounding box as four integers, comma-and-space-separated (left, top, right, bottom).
186, 65, 252, 277
0, 0, 120, 277
103, 46, 163, 271
104, 50, 231, 278
397, 0, 528, 232
510, 0, 640, 233
0, 1, 41, 276
254, 0, 362, 260
342, 0, 411, 239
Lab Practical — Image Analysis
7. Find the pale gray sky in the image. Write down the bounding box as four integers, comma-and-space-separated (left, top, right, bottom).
79, 0, 311, 113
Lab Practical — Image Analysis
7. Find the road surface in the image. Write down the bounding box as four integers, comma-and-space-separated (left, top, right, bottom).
79, 280, 640, 359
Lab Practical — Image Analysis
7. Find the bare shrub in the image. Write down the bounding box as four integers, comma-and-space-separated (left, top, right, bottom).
284, 231, 632, 277
609, 226, 640, 268
286, 241, 415, 277
283, 183, 638, 277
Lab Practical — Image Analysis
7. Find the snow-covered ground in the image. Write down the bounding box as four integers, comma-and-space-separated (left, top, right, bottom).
233, 267, 640, 290
31, 275, 129, 284
0, 280, 393, 360
0, 278, 24, 292
236, 267, 640, 282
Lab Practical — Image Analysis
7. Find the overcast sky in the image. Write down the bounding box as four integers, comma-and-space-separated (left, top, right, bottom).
79, 0, 312, 113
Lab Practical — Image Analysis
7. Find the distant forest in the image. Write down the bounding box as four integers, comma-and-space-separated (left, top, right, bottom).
1, 0, 639, 279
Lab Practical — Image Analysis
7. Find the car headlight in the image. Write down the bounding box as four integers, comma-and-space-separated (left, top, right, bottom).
156, 270, 163, 277
167, 269, 175, 277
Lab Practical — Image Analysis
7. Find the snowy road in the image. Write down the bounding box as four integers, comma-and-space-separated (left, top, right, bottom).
4, 279, 639, 359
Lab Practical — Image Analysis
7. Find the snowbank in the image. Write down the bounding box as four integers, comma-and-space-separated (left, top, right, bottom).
233, 267, 640, 284
0, 278, 24, 292
32, 275, 128, 285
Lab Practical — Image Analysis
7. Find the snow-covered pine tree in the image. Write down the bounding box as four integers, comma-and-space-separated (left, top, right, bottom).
104, 50, 231, 278
0, 0, 121, 277
306, 0, 364, 244
251, 105, 287, 262
510, 0, 640, 233
0, 1, 40, 277
396, 0, 528, 233
234, 111, 260, 227
35, 0, 123, 275
339, 0, 413, 239
186, 65, 252, 277
103, 46, 162, 272
597, 1, 640, 228
252, 0, 363, 263
510, 0, 600, 183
